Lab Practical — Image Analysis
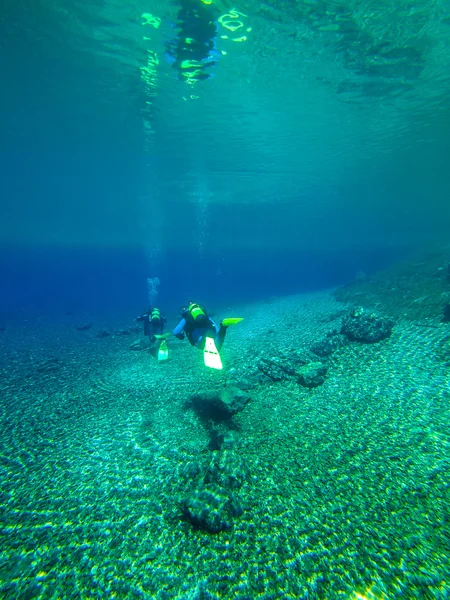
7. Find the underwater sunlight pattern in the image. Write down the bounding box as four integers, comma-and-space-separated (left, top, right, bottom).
1, 0, 450, 598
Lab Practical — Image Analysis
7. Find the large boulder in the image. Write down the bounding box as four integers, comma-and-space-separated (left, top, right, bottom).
341, 307, 394, 343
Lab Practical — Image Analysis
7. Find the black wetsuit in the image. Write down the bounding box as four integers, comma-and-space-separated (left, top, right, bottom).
136, 308, 166, 343
173, 304, 227, 350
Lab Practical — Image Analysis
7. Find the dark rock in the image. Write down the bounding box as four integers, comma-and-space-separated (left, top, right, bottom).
230, 376, 259, 391
0, 327, 6, 332
96, 329, 111, 338
442, 303, 450, 323
189, 386, 250, 420
296, 361, 327, 388
115, 328, 131, 336
75, 323, 92, 331
311, 334, 346, 358
258, 356, 290, 382
220, 386, 250, 414
341, 307, 394, 343
204, 450, 249, 489
258, 348, 318, 383
292, 348, 318, 365
258, 349, 326, 387
183, 483, 243, 533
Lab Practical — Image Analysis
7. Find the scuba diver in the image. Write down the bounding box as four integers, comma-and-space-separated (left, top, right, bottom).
165, 0, 220, 83
136, 306, 167, 344
173, 301, 243, 369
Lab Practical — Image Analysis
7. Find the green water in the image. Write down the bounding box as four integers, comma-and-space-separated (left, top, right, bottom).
1, 0, 450, 251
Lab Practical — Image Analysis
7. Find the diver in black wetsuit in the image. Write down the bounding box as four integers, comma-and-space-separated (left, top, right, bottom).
173, 301, 228, 350
136, 307, 167, 344
166, 0, 219, 82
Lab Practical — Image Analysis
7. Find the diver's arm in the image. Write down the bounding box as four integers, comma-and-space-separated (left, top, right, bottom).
173, 318, 186, 340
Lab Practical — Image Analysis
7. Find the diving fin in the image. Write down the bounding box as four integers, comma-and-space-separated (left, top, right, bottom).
158, 340, 169, 361
155, 333, 171, 340
204, 337, 223, 370
221, 318, 244, 327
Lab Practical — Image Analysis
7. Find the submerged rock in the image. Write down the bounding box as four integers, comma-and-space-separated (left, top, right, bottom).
183, 483, 243, 533
442, 303, 450, 323
189, 386, 250, 420
226, 368, 260, 391
204, 450, 250, 490
220, 386, 250, 414
296, 361, 327, 388
311, 333, 347, 358
341, 307, 394, 343
258, 348, 328, 387
258, 348, 314, 382
258, 356, 292, 382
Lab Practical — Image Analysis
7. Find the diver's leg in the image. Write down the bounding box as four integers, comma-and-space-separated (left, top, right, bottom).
215, 325, 227, 351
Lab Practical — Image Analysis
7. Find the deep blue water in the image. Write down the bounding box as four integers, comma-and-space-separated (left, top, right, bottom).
0, 245, 406, 323
1, 0, 449, 321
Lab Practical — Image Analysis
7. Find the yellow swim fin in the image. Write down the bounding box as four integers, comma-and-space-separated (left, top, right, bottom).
204, 337, 223, 370
154, 333, 171, 340
158, 340, 169, 361
221, 318, 244, 327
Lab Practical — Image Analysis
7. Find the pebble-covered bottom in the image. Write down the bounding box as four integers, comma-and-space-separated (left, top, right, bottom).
0, 290, 449, 599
